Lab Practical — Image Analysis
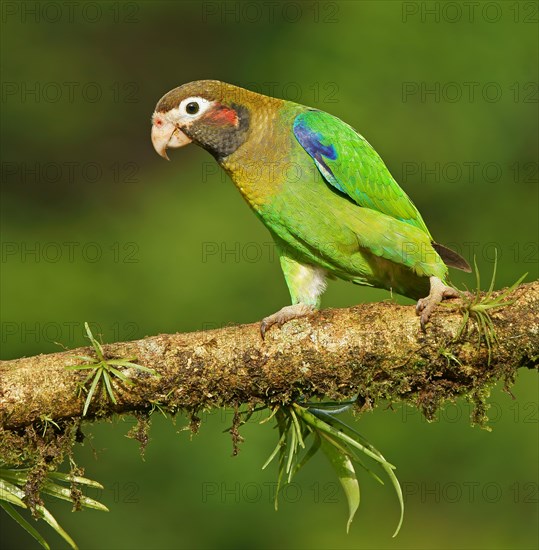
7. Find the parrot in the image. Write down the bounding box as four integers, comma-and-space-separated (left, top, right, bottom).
151, 80, 470, 336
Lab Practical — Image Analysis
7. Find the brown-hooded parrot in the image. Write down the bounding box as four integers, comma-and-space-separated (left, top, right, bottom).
151, 80, 470, 336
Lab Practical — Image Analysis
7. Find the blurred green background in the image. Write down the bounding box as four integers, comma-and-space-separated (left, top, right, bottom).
1, 1, 537, 549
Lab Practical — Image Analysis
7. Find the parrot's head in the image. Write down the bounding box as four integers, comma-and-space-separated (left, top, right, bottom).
151, 80, 261, 161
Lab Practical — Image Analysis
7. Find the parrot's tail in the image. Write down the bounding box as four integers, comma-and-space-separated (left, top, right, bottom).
432, 242, 472, 272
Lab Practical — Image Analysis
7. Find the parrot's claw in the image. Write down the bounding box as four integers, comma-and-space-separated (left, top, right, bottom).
416, 276, 460, 332
260, 304, 315, 339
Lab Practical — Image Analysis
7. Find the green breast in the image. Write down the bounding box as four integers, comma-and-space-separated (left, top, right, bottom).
219, 101, 447, 299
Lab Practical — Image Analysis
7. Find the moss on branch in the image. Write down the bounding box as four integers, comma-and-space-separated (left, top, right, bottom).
1, 282, 537, 437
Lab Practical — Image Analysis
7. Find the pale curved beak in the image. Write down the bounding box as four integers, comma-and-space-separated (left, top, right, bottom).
151, 119, 192, 161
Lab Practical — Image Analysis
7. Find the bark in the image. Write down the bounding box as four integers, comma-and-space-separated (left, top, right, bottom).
1, 282, 538, 432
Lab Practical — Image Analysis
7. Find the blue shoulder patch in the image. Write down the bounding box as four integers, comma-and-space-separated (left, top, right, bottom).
293, 115, 344, 190
294, 115, 337, 166
293, 117, 337, 162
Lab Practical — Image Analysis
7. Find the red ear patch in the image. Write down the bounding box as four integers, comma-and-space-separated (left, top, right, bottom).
205, 105, 239, 127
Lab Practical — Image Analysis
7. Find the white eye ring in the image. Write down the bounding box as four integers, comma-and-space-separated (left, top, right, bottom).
178, 97, 212, 117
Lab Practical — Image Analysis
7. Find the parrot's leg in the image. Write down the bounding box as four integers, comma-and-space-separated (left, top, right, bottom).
260, 303, 315, 338
416, 276, 460, 331
260, 254, 326, 338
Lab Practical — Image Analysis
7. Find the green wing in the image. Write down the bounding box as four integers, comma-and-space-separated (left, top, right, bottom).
293, 110, 431, 236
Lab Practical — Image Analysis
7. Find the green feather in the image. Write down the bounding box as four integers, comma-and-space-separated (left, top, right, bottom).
293, 110, 431, 235
219, 94, 448, 300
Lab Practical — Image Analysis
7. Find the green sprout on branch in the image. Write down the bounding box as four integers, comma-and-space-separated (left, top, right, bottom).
261, 400, 404, 536
66, 322, 159, 416
457, 253, 527, 364
0, 465, 107, 550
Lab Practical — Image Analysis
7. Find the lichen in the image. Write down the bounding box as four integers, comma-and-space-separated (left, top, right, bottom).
228, 404, 245, 456
468, 386, 493, 430
0, 419, 82, 514
126, 412, 151, 459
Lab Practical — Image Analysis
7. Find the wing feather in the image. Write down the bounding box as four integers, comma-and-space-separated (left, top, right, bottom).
293, 110, 431, 236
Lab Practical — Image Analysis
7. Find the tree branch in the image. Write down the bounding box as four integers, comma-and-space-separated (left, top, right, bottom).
1, 282, 538, 431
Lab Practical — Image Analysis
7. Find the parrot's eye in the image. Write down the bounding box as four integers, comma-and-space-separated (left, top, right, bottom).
178, 97, 212, 118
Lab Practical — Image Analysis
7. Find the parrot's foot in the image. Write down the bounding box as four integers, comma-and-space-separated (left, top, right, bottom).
260, 304, 315, 339
416, 276, 460, 331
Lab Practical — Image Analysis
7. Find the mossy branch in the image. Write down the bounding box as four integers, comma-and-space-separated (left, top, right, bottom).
1, 282, 538, 432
